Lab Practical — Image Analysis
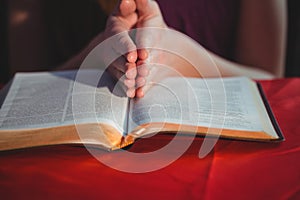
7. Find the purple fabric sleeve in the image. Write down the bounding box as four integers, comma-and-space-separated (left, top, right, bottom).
156, 0, 240, 61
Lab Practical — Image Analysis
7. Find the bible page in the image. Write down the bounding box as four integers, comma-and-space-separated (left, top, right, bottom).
128, 77, 277, 138
0, 70, 128, 134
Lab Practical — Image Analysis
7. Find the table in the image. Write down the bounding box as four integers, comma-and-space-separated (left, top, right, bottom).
0, 78, 299, 199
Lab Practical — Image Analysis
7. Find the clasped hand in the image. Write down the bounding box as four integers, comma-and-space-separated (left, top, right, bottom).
104, 0, 166, 98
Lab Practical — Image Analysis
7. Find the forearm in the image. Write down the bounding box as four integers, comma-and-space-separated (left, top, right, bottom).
209, 52, 275, 79
150, 44, 275, 80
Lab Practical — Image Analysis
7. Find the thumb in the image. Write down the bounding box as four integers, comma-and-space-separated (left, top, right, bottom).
135, 0, 150, 16
135, 0, 160, 17
113, 0, 136, 17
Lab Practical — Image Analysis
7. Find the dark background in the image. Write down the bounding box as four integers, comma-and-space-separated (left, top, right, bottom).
0, 0, 9, 83
0, 0, 299, 84
285, 0, 300, 77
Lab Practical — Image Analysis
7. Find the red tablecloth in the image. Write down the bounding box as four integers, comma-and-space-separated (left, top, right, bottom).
0, 78, 299, 199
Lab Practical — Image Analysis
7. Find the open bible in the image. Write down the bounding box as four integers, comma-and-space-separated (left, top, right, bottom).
0, 70, 283, 151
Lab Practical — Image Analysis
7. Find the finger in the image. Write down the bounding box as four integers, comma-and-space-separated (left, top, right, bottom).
125, 62, 137, 79
112, 31, 138, 63
117, 0, 137, 17
136, 79, 154, 98
137, 61, 149, 77
111, 56, 137, 79
126, 88, 136, 98
135, 87, 145, 98
138, 49, 148, 60
126, 51, 138, 63
136, 76, 146, 88
108, 67, 136, 97
124, 78, 136, 88
135, 0, 151, 16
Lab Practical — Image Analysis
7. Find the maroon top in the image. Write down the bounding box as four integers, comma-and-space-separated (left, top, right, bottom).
157, 0, 240, 61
